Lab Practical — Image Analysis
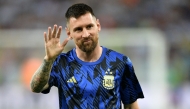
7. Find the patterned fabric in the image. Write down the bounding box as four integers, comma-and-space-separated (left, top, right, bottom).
42, 46, 144, 109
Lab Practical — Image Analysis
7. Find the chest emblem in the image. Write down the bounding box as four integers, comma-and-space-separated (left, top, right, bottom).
67, 76, 77, 83
103, 69, 115, 90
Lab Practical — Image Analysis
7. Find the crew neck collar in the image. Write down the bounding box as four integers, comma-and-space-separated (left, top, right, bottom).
72, 46, 106, 65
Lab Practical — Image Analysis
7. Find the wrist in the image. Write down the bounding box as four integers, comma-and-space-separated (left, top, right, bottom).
44, 56, 55, 62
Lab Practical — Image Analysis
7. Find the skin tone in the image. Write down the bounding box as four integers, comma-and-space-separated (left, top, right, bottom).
30, 25, 71, 92
124, 101, 140, 109
65, 13, 102, 62
30, 12, 140, 109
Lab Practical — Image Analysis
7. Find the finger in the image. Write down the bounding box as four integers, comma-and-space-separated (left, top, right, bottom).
56, 26, 62, 38
48, 27, 52, 40
44, 32, 47, 43
61, 37, 71, 47
52, 24, 57, 38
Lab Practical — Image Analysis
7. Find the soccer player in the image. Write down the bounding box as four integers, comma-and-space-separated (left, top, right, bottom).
30, 3, 144, 109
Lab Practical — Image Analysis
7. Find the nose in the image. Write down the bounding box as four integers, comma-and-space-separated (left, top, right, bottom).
82, 29, 90, 38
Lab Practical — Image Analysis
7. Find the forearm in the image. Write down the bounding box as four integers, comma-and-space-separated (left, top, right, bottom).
124, 105, 139, 109
124, 104, 132, 109
124, 101, 140, 109
30, 59, 54, 93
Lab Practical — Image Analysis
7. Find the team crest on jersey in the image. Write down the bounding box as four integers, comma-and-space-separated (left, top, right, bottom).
103, 69, 115, 90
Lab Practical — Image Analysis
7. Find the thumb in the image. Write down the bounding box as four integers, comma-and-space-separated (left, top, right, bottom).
61, 37, 71, 47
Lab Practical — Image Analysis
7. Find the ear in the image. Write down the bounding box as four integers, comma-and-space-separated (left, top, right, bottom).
65, 27, 72, 39
96, 19, 101, 32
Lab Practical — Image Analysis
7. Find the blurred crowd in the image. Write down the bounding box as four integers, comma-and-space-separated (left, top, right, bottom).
0, 0, 189, 30
0, 0, 190, 109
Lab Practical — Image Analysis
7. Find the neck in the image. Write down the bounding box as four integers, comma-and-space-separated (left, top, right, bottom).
76, 45, 102, 62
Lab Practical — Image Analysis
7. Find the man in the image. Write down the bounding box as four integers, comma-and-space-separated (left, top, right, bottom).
30, 3, 144, 109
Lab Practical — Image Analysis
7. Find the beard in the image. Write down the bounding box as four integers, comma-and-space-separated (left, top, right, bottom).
76, 36, 98, 53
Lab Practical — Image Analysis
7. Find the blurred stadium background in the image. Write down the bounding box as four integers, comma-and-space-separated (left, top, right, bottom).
0, 0, 190, 109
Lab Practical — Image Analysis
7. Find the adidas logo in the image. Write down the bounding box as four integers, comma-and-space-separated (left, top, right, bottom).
67, 76, 77, 83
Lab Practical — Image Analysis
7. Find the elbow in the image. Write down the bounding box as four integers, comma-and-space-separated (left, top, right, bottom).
30, 88, 41, 93
30, 83, 42, 93
30, 86, 41, 93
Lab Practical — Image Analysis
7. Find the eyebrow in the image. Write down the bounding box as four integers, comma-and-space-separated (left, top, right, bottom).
73, 27, 82, 32
73, 23, 94, 31
87, 23, 94, 27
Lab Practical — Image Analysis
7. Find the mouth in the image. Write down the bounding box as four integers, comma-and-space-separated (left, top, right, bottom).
83, 39, 92, 43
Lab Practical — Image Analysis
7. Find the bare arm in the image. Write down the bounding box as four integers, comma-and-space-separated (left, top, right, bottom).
30, 59, 54, 93
30, 24, 70, 93
124, 100, 140, 109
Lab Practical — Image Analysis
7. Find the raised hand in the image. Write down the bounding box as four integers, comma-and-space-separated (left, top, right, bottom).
44, 24, 70, 61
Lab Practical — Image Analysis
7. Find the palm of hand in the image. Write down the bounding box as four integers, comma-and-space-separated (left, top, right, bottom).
45, 38, 64, 60
44, 25, 70, 61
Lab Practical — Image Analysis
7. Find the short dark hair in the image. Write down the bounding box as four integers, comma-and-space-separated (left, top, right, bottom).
65, 3, 95, 21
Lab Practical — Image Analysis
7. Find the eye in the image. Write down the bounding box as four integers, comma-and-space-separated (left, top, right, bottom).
77, 28, 82, 31
74, 27, 82, 32
86, 24, 93, 29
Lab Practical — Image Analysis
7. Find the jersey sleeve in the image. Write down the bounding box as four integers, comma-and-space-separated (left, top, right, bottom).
41, 58, 61, 94
120, 57, 144, 104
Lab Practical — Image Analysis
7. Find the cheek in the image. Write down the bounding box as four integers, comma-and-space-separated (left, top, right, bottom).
73, 37, 82, 44
71, 33, 81, 41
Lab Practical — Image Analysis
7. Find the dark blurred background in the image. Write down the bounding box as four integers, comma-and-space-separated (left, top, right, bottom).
0, 0, 190, 109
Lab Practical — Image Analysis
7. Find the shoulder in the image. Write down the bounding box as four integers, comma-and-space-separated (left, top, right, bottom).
104, 47, 129, 60
54, 49, 75, 64
103, 47, 133, 65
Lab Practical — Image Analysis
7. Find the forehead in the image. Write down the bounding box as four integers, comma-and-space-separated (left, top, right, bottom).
68, 13, 96, 29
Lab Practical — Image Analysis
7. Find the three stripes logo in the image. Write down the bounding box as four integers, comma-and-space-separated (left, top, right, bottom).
67, 76, 77, 83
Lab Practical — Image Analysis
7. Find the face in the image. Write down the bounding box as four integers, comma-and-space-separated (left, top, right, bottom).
66, 13, 101, 53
